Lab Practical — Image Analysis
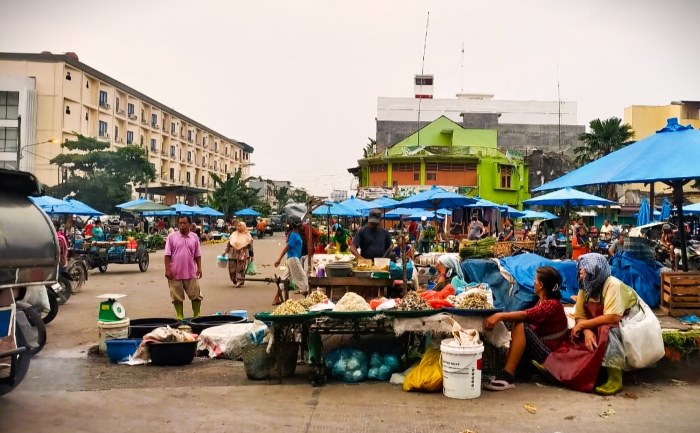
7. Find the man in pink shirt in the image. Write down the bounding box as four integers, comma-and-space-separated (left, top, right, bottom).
164, 215, 203, 320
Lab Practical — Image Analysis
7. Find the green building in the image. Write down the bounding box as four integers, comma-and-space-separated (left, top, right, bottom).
355, 116, 530, 206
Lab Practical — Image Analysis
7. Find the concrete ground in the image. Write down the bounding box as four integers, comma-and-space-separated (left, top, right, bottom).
2, 232, 700, 433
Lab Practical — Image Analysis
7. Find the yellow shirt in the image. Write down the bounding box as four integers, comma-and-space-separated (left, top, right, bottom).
574, 276, 638, 319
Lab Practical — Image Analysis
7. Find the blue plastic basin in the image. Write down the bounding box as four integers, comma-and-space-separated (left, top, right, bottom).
105, 338, 142, 363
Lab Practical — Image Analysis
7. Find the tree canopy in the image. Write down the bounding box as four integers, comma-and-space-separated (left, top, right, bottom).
47, 135, 155, 212
205, 169, 260, 217
574, 117, 635, 200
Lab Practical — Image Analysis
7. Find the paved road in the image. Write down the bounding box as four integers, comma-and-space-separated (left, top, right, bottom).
2, 232, 700, 432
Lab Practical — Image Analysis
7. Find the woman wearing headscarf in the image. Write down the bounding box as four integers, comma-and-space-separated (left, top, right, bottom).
223, 221, 254, 288
542, 253, 640, 395
434, 255, 465, 291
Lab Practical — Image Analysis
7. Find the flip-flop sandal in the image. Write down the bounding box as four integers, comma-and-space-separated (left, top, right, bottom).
484, 379, 515, 391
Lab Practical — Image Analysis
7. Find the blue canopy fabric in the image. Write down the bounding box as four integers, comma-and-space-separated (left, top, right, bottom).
234, 207, 261, 217
64, 198, 104, 216
659, 198, 672, 221
682, 202, 700, 215
30, 195, 84, 215
535, 118, 700, 191
366, 196, 400, 210
502, 205, 527, 219
339, 196, 372, 212
311, 201, 362, 217
116, 197, 147, 209
464, 196, 507, 209
397, 185, 477, 210
610, 251, 662, 308
520, 210, 559, 220
406, 210, 445, 221
384, 207, 423, 220
143, 203, 200, 217
194, 206, 224, 217
637, 197, 651, 227
523, 187, 616, 207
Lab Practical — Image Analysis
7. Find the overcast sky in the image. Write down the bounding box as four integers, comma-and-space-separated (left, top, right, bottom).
2, 0, 699, 196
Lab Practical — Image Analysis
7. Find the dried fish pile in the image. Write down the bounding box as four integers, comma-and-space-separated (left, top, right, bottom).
271, 299, 308, 315
455, 292, 491, 309
300, 291, 329, 308
333, 292, 371, 312
396, 291, 432, 311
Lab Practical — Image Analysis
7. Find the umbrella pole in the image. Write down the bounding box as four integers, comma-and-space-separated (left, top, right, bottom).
672, 181, 689, 272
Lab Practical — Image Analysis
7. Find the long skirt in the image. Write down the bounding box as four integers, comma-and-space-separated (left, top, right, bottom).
227, 248, 250, 286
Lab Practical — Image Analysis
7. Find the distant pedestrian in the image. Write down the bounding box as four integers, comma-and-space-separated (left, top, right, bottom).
164, 215, 203, 320
224, 221, 254, 287
274, 218, 309, 303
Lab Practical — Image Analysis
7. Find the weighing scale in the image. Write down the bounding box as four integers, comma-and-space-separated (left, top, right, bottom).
96, 294, 127, 322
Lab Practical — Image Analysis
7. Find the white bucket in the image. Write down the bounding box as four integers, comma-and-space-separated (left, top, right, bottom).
98, 318, 130, 354
440, 338, 484, 399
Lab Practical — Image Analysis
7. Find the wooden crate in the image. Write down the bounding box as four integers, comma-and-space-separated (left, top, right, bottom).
660, 271, 700, 316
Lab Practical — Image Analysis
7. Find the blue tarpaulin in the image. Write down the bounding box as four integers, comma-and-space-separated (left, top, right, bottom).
609, 251, 662, 308
499, 254, 579, 304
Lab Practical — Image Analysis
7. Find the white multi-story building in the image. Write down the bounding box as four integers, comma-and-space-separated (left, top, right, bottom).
0, 51, 253, 203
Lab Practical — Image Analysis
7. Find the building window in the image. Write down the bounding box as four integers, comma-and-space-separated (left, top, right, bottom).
426, 173, 437, 181
65, 106, 71, 115
150, 139, 157, 152
127, 103, 135, 116
114, 125, 119, 140
235, 151, 238, 161
500, 165, 513, 189
413, 173, 420, 181
214, 160, 218, 170
140, 135, 144, 145
0, 128, 18, 151
425, 163, 437, 182
186, 172, 191, 183
224, 164, 228, 173
170, 145, 176, 157
203, 137, 207, 146
187, 130, 193, 142
0, 91, 20, 120
169, 167, 175, 181
115, 97, 120, 112
201, 175, 205, 186
368, 164, 388, 173
151, 113, 158, 126
171, 122, 176, 134
214, 141, 218, 152
202, 156, 206, 166
187, 151, 192, 162
99, 91, 108, 107
126, 131, 134, 144
98, 121, 108, 137
65, 71, 71, 81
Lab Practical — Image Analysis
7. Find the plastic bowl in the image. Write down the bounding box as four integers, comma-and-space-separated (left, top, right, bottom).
148, 340, 197, 366
128, 318, 182, 339
188, 315, 247, 335
371, 271, 391, 279
325, 267, 352, 277
105, 338, 142, 363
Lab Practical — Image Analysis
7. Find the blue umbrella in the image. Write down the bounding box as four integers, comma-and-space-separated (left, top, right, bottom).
682, 202, 700, 215
637, 197, 651, 227
533, 118, 700, 270
143, 203, 199, 217
659, 198, 672, 221
193, 205, 224, 217
366, 196, 400, 210
116, 197, 147, 209
30, 195, 89, 215
339, 196, 372, 212
384, 207, 423, 220
311, 201, 362, 217
406, 210, 445, 221
397, 185, 477, 210
64, 198, 104, 216
234, 207, 261, 217
519, 210, 558, 220
464, 196, 508, 209
523, 187, 616, 207
502, 205, 527, 219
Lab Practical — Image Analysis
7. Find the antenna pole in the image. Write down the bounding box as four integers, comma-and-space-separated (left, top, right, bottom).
557, 65, 561, 152
460, 41, 465, 93
417, 11, 430, 149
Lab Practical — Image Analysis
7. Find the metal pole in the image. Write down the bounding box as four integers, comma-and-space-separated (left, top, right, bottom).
673, 181, 689, 272
15, 115, 22, 169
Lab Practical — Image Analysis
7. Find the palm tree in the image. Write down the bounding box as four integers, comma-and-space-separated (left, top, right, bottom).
362, 138, 376, 158
574, 117, 635, 200
290, 188, 309, 205
273, 186, 290, 214
206, 169, 258, 217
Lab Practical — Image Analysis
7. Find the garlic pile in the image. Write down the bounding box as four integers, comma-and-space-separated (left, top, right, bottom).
455, 292, 491, 309
271, 299, 308, 316
299, 290, 329, 308
333, 292, 371, 312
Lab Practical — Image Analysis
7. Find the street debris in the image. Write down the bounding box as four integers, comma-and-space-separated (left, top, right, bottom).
671, 379, 688, 386
599, 408, 616, 419
622, 392, 639, 400
523, 403, 537, 414
564, 415, 576, 421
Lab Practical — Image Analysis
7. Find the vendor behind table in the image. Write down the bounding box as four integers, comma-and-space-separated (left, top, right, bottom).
350, 208, 392, 261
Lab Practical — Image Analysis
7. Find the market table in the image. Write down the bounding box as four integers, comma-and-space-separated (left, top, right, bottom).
308, 277, 394, 301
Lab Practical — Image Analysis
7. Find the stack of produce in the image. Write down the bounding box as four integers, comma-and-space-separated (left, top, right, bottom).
271, 299, 308, 315
299, 291, 329, 308
396, 291, 433, 311
458, 237, 496, 259
333, 292, 372, 312
454, 291, 492, 309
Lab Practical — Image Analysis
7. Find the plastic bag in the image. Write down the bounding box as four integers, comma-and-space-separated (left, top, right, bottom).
390, 260, 414, 279
23, 285, 50, 311
325, 348, 368, 383
402, 347, 443, 392
245, 260, 257, 275
620, 300, 664, 369
367, 352, 401, 381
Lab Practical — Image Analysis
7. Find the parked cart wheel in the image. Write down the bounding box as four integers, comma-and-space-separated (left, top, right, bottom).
139, 252, 150, 272
98, 264, 108, 273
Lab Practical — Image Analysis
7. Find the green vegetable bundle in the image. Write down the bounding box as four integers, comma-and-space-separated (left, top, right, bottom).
459, 237, 496, 259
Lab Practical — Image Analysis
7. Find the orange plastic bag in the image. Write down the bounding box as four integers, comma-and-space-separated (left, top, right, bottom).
369, 298, 386, 310
402, 347, 443, 392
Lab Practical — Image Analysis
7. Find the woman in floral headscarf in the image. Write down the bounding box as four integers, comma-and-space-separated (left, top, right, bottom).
223, 221, 254, 287
542, 253, 639, 395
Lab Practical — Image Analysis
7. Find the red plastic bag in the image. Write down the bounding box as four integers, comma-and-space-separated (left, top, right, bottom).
369, 298, 386, 310
427, 298, 453, 309
436, 285, 455, 299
